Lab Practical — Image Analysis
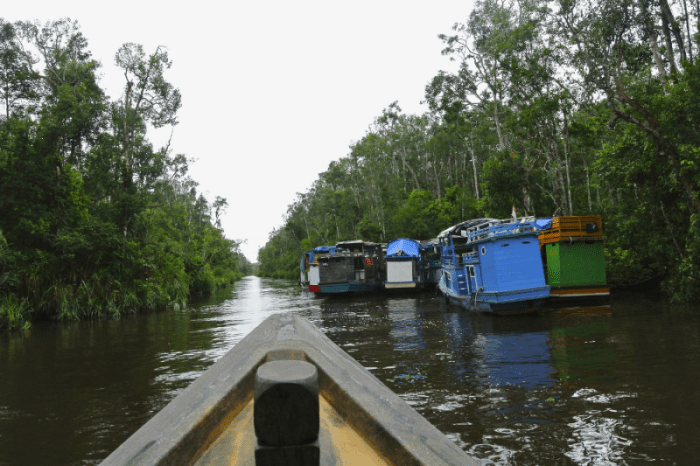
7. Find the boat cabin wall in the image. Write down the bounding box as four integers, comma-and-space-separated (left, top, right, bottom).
545, 241, 607, 287
319, 257, 354, 283
361, 253, 385, 282
479, 237, 546, 292
309, 265, 321, 287
386, 259, 416, 283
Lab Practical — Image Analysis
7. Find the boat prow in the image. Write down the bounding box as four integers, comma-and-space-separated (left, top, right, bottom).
99, 314, 476, 466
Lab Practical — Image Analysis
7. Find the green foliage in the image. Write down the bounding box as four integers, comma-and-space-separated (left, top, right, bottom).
0, 19, 250, 330
0, 294, 31, 331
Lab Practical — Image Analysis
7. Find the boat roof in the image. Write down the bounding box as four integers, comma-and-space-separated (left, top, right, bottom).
336, 240, 382, 251
313, 246, 337, 253
534, 217, 553, 230
386, 238, 420, 257
336, 239, 368, 246
437, 218, 499, 238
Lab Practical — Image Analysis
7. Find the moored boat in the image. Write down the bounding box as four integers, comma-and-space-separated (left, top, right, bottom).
536, 216, 609, 300
300, 250, 313, 289
317, 240, 385, 294
303, 246, 339, 293
437, 218, 550, 314
384, 238, 428, 290
98, 314, 476, 466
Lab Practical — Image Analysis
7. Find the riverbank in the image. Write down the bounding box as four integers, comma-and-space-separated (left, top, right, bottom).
0, 273, 247, 331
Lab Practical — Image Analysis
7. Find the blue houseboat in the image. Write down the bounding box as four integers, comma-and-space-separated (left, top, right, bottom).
315, 240, 385, 294
384, 238, 429, 290
437, 218, 550, 314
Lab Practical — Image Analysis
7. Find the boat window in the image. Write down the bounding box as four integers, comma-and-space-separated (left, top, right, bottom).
481, 246, 486, 255
469, 266, 475, 277
522, 241, 530, 244
501, 243, 509, 247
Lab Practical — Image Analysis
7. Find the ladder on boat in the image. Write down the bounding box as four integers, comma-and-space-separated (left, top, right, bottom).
456, 269, 468, 294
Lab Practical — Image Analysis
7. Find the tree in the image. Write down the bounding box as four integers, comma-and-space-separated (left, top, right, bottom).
0, 19, 39, 118
112, 43, 181, 237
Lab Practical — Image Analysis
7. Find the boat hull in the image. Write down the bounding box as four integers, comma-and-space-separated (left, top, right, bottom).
319, 281, 384, 294
438, 278, 548, 314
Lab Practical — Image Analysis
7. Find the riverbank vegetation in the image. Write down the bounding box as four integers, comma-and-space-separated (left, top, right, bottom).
0, 19, 251, 330
258, 0, 700, 304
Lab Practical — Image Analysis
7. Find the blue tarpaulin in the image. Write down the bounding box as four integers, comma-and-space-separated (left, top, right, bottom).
386, 238, 420, 258
535, 218, 553, 231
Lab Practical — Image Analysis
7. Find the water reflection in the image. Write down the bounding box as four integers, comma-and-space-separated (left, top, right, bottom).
440, 312, 554, 389
549, 312, 617, 384
1, 280, 699, 465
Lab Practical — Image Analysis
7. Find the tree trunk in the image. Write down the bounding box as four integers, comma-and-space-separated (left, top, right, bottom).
640, 0, 668, 80
659, 4, 679, 74
660, 0, 687, 63
549, 133, 569, 216
493, 99, 508, 149
660, 200, 684, 258
468, 143, 480, 200
563, 108, 573, 215
682, 0, 693, 63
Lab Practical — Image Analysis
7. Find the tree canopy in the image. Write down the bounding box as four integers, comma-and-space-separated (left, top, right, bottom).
0, 19, 250, 330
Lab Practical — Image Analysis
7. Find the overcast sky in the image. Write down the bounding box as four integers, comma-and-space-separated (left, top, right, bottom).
5, 1, 475, 262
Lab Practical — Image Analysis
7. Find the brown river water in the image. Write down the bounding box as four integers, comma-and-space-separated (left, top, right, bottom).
1, 276, 699, 465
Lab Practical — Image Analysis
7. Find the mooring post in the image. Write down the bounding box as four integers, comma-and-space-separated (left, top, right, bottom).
253, 359, 320, 466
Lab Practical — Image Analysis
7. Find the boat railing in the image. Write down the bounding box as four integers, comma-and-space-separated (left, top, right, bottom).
466, 221, 537, 243
462, 251, 479, 261
538, 215, 604, 246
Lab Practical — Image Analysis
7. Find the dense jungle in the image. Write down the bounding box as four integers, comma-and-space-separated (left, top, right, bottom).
257, 0, 700, 305
0, 19, 252, 330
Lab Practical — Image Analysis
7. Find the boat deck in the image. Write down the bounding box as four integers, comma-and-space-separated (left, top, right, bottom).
194, 396, 389, 465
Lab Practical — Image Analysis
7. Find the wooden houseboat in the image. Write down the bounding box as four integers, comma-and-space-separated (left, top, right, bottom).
98, 314, 476, 466
315, 240, 385, 294
537, 216, 609, 299
437, 218, 550, 314
301, 246, 339, 293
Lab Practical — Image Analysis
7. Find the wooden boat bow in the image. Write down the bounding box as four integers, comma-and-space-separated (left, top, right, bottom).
99, 313, 477, 466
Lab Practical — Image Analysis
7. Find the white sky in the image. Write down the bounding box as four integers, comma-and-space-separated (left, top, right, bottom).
4, 1, 473, 262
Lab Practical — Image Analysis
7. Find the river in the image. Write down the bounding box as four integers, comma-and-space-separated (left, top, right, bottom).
1, 276, 699, 465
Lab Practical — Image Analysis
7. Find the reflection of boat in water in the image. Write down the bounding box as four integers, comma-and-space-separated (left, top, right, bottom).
437, 218, 550, 314
537, 216, 610, 301
548, 312, 616, 384
100, 314, 476, 465
442, 312, 555, 388
553, 304, 612, 316
317, 241, 385, 294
